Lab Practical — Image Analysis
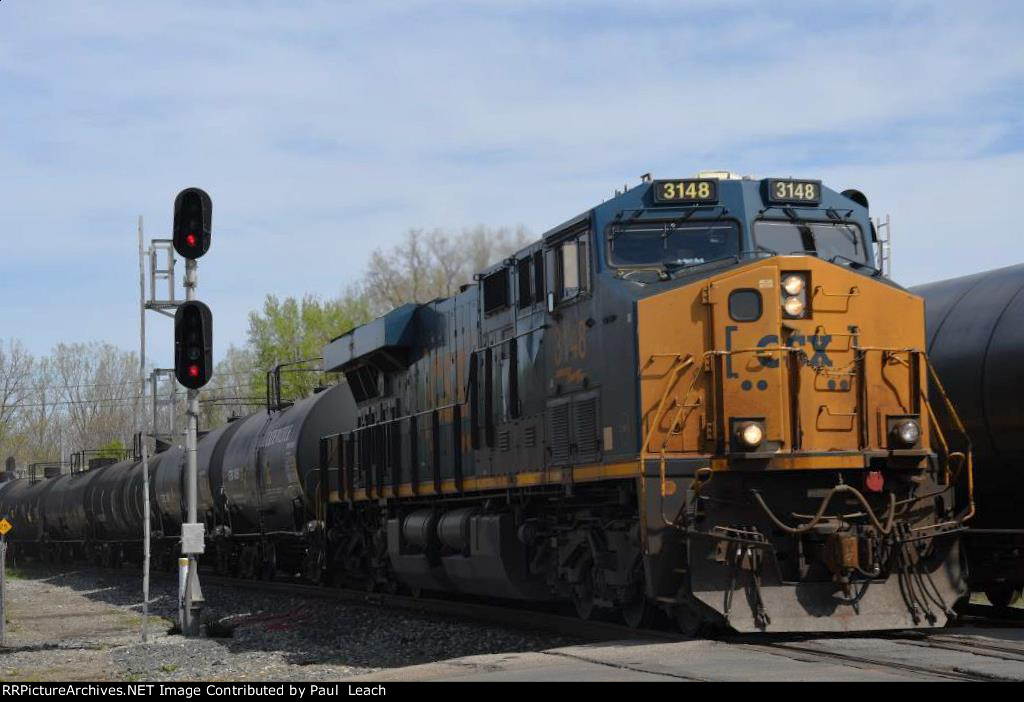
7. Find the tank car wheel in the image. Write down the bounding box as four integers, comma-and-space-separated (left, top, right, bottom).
259, 545, 277, 581
238, 546, 258, 579
214, 543, 234, 576
303, 547, 325, 585
986, 583, 1022, 609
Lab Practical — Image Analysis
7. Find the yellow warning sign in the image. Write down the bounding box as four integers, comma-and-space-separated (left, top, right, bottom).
0, 519, 12, 536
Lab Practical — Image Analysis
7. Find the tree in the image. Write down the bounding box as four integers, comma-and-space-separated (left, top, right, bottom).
246, 290, 372, 402
363, 225, 530, 315
238, 225, 530, 407
49, 342, 141, 454
0, 339, 34, 455
97, 439, 126, 459
198, 344, 261, 427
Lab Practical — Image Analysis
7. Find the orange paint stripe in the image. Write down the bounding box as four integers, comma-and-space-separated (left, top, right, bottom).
332, 461, 637, 503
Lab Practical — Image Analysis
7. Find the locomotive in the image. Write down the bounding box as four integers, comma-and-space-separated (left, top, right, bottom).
0, 173, 972, 633
912, 264, 1024, 609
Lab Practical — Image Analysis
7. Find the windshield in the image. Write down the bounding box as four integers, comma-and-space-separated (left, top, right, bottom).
754, 220, 867, 264
608, 220, 740, 268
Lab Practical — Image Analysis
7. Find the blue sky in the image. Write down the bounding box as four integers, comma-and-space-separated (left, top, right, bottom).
1, 0, 1022, 364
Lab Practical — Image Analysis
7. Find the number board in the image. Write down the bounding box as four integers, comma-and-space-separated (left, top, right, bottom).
652, 179, 718, 205
765, 179, 821, 205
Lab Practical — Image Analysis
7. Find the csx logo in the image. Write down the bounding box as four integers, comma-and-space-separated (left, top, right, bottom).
756, 333, 833, 369
725, 326, 833, 379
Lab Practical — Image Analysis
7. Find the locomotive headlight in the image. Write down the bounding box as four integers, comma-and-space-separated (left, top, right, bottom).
735, 421, 765, 448
783, 295, 806, 317
891, 419, 921, 448
782, 273, 806, 296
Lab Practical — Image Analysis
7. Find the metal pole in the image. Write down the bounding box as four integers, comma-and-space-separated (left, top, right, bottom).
138, 216, 151, 644
182, 258, 203, 636
0, 535, 6, 647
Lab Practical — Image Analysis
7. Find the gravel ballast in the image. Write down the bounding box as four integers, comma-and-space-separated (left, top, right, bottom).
0, 565, 582, 682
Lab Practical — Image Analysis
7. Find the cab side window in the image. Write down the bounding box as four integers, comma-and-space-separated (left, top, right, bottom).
517, 257, 533, 309
551, 227, 590, 305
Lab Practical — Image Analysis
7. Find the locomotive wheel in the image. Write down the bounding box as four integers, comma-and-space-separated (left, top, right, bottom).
674, 595, 709, 639
986, 583, 1023, 609
622, 597, 655, 629
621, 559, 655, 629
571, 559, 597, 620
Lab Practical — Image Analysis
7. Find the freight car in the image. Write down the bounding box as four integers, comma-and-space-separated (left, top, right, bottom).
912, 264, 1024, 608
0, 385, 352, 579
0, 173, 973, 634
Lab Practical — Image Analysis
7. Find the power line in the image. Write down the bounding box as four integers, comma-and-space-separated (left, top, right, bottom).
7, 368, 264, 394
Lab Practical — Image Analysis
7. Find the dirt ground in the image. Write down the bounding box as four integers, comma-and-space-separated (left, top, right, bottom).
0, 569, 172, 681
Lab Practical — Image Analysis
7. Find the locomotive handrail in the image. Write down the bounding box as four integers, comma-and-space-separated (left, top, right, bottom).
640, 354, 695, 455
919, 354, 975, 524
812, 285, 860, 298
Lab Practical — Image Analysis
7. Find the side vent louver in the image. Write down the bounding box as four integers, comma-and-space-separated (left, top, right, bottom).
523, 425, 537, 448
574, 394, 599, 463
547, 401, 571, 466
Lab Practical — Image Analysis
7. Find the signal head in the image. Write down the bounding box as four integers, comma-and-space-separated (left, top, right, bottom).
174, 300, 213, 389
172, 187, 212, 259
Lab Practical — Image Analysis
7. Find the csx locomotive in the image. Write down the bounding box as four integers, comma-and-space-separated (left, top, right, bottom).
0, 173, 972, 633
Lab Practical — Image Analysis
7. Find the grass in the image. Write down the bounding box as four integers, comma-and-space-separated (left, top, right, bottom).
160, 664, 179, 673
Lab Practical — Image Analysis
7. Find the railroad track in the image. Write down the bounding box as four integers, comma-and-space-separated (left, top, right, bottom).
892, 631, 1024, 662
732, 639, 1013, 682
199, 573, 682, 644
203, 574, 1024, 681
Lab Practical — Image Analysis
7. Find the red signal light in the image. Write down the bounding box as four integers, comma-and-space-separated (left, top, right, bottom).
188, 364, 200, 378
185, 233, 197, 247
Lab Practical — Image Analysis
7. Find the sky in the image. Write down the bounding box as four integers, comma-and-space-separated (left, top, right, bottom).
1, 0, 1022, 365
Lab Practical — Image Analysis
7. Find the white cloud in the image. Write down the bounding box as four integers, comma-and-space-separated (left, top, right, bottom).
0, 0, 1021, 358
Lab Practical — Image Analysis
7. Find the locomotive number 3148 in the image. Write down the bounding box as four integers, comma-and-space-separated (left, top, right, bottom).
654, 179, 718, 203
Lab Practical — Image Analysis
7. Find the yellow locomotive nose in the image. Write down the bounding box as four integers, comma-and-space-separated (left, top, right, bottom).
638, 254, 931, 463
635, 253, 966, 632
